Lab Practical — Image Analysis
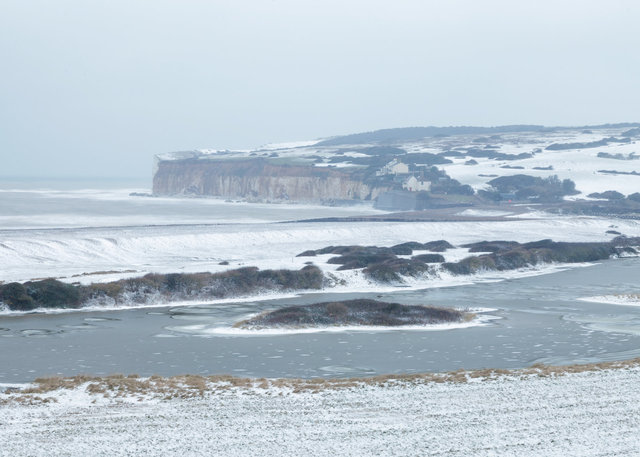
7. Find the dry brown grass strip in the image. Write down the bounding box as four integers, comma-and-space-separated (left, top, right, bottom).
4, 357, 640, 405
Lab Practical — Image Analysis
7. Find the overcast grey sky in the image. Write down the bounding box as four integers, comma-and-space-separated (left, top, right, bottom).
1, 0, 639, 180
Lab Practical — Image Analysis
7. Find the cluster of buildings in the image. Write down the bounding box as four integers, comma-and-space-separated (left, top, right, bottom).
376, 158, 431, 192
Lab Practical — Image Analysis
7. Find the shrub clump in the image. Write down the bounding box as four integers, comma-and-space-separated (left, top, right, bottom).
412, 254, 446, 263
486, 174, 579, 202
391, 242, 427, 253
363, 259, 432, 283
0, 279, 81, 311
235, 299, 468, 329
422, 240, 454, 252
0, 282, 36, 311
628, 193, 640, 203
442, 256, 497, 275
463, 240, 520, 253
1, 266, 325, 311
443, 239, 629, 275
298, 240, 454, 259
587, 190, 625, 200
328, 251, 397, 270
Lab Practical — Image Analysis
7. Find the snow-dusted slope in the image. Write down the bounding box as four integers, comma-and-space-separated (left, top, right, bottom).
436, 129, 640, 196
2, 365, 640, 456
156, 124, 640, 198
3, 216, 640, 285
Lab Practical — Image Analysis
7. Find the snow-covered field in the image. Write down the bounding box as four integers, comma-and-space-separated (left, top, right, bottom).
436, 129, 640, 196
3, 215, 639, 285
2, 365, 640, 456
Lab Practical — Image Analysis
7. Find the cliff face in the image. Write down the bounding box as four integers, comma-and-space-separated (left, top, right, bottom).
153, 158, 384, 202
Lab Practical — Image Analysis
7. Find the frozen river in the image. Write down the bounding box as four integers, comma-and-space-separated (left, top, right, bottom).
2, 257, 640, 382
1, 181, 640, 382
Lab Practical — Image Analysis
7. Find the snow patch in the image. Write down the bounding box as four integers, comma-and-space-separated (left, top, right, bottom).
578, 294, 640, 307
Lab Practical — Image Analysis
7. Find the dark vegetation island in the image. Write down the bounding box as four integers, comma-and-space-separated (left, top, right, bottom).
233, 299, 471, 330
1, 237, 638, 312
0, 266, 323, 312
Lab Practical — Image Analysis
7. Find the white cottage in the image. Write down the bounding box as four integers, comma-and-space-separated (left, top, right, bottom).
402, 175, 431, 192
376, 159, 409, 176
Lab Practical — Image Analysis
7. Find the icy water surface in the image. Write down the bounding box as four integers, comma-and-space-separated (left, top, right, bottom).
0, 179, 383, 230
2, 181, 640, 381
1, 258, 639, 381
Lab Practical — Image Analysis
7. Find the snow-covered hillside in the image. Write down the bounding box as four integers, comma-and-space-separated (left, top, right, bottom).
157, 124, 640, 198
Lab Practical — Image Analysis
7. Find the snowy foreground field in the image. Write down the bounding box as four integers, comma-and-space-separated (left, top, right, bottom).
2, 363, 640, 456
